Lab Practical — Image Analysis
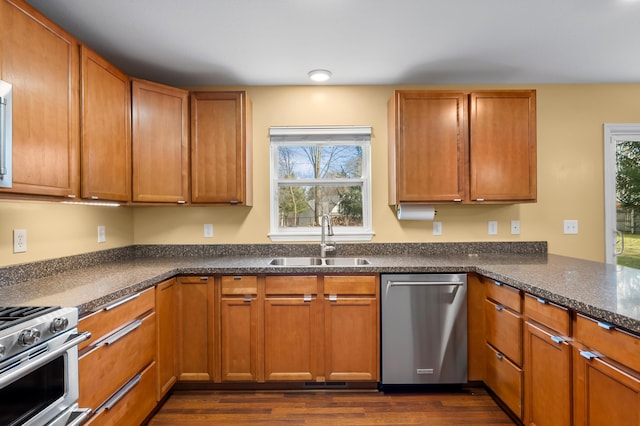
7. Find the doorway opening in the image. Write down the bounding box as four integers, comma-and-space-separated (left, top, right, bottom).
604, 124, 640, 266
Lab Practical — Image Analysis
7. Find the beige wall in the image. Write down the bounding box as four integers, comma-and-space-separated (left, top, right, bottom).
2, 84, 640, 267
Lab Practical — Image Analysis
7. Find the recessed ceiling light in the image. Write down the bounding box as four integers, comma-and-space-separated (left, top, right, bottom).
308, 69, 332, 82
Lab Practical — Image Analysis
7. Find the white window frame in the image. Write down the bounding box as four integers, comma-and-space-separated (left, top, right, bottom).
269, 126, 374, 242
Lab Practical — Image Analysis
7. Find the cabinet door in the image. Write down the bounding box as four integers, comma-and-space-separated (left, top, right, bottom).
191, 91, 253, 205
132, 79, 189, 203
264, 297, 318, 381
156, 278, 177, 400
389, 91, 467, 203
176, 277, 214, 381
524, 321, 572, 426
573, 347, 640, 426
469, 90, 536, 202
324, 297, 378, 381
80, 45, 131, 201
219, 275, 260, 382
0, 0, 79, 197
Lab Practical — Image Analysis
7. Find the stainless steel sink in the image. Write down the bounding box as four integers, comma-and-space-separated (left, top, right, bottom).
268, 257, 370, 266
268, 257, 324, 266
323, 257, 371, 266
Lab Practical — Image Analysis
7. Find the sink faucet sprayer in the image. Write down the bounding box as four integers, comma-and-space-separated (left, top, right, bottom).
320, 214, 335, 258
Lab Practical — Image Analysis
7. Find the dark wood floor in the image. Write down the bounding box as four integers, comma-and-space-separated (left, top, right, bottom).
147, 387, 516, 425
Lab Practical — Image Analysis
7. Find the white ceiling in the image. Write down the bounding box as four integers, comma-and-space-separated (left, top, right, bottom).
26, 0, 640, 87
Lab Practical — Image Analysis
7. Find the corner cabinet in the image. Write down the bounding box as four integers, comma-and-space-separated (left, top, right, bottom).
131, 78, 189, 204
190, 91, 253, 205
388, 90, 536, 205
0, 0, 80, 198
80, 45, 131, 202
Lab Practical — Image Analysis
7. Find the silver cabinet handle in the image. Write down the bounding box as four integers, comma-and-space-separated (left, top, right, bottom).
102, 374, 142, 411
597, 321, 614, 330
243, 296, 252, 302
303, 294, 312, 302
495, 305, 504, 311
536, 297, 547, 304
551, 335, 566, 344
101, 320, 142, 347
579, 350, 599, 360
496, 353, 504, 360
104, 292, 141, 311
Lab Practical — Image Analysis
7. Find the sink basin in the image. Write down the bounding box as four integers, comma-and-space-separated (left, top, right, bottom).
268, 257, 323, 266
268, 257, 371, 266
323, 257, 371, 266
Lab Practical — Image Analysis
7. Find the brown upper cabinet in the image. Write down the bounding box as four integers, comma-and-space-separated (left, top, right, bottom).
190, 91, 253, 205
80, 46, 131, 202
0, 0, 80, 198
131, 78, 189, 204
388, 90, 536, 205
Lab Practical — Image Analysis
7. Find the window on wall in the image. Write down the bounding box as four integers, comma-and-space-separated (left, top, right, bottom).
269, 126, 373, 241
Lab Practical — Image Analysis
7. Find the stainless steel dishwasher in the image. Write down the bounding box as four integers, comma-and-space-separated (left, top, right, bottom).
380, 273, 467, 387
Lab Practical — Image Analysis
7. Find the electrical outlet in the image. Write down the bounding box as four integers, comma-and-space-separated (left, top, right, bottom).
432, 221, 442, 236
564, 220, 579, 234
13, 229, 27, 253
204, 224, 214, 238
511, 220, 521, 235
488, 221, 498, 235
98, 225, 106, 243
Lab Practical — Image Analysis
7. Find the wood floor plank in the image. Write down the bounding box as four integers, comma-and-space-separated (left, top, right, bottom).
147, 388, 515, 425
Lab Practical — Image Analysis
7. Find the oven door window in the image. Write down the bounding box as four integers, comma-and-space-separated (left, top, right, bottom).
0, 355, 65, 426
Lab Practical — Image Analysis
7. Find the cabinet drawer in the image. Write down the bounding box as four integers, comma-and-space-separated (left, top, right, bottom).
524, 293, 570, 336
484, 278, 521, 312
485, 299, 522, 366
84, 361, 157, 426
79, 287, 154, 350
266, 276, 318, 295
485, 343, 523, 419
79, 311, 156, 411
324, 276, 377, 295
574, 313, 640, 373
221, 275, 258, 295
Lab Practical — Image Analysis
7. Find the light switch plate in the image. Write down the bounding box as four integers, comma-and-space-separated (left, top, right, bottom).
98, 225, 106, 243
488, 221, 498, 235
204, 224, 214, 238
433, 221, 442, 236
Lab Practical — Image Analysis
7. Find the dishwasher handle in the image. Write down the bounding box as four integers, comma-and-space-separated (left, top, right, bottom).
384, 280, 465, 300
386, 281, 465, 287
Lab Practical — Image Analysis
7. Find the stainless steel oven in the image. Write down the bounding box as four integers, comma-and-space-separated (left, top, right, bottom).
0, 306, 91, 426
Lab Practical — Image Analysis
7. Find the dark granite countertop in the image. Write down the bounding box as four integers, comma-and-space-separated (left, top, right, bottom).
1, 243, 639, 335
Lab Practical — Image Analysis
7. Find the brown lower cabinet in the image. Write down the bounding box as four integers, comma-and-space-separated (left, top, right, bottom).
78, 288, 156, 425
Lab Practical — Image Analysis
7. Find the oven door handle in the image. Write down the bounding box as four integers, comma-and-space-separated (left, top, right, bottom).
0, 332, 91, 389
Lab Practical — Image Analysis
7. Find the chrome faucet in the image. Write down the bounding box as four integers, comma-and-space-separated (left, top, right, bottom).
320, 214, 335, 258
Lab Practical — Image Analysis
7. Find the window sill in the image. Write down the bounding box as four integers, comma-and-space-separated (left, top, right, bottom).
268, 231, 374, 242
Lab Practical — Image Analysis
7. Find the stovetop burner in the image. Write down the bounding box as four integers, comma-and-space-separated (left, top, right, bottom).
0, 306, 59, 330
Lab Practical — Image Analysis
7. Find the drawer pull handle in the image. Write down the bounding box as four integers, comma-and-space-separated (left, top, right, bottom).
496, 353, 505, 360
104, 292, 141, 311
329, 294, 338, 302
579, 350, 599, 360
493, 281, 503, 286
303, 294, 312, 302
103, 373, 142, 411
243, 296, 252, 302
551, 335, 565, 344
495, 305, 504, 311
199, 277, 209, 281
233, 276, 242, 280
536, 297, 547, 304
103, 319, 142, 346
597, 321, 614, 330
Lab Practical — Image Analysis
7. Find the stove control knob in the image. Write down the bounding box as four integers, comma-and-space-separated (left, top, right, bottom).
50, 317, 69, 333
18, 329, 41, 347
